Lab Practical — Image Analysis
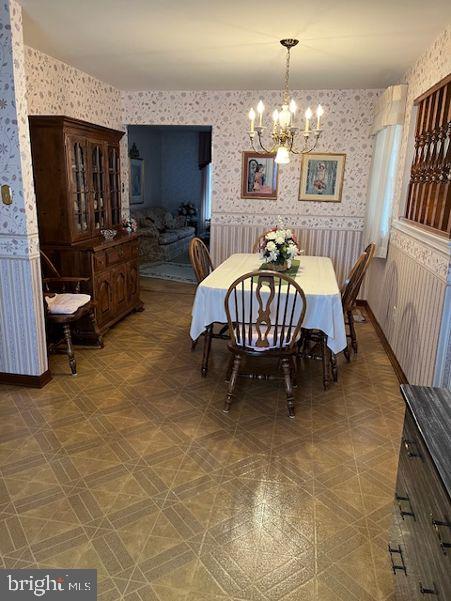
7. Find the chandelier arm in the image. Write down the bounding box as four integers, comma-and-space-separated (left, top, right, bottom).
249, 134, 272, 154
290, 133, 321, 154
256, 131, 273, 153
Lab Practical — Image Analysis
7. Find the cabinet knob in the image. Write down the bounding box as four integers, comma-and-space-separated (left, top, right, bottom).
402, 437, 422, 459
419, 582, 438, 595
432, 518, 451, 555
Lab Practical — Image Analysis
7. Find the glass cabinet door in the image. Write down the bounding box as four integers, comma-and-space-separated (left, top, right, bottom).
90, 142, 107, 232
68, 136, 90, 239
108, 146, 121, 226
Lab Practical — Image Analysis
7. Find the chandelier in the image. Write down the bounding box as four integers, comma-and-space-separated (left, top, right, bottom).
247, 39, 324, 164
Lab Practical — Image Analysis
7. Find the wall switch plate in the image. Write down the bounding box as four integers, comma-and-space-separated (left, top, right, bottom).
1, 184, 12, 205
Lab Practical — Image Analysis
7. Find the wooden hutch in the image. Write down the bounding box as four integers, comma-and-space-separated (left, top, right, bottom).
29, 116, 142, 337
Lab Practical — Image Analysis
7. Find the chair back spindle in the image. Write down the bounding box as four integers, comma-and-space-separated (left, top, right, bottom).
189, 237, 213, 283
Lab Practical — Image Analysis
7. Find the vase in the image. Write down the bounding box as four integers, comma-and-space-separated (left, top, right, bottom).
265, 261, 288, 272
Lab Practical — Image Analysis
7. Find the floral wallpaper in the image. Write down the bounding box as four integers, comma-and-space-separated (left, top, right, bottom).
0, 0, 39, 258
123, 89, 380, 230
25, 46, 123, 130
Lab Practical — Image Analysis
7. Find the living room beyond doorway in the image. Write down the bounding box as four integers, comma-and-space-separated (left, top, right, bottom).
128, 124, 212, 284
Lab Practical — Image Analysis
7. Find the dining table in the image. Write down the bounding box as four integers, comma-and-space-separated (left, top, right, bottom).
190, 253, 347, 378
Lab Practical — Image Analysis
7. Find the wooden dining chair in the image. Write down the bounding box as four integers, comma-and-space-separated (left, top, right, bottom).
188, 237, 228, 363
342, 242, 376, 360
252, 231, 273, 253
224, 270, 307, 418
189, 237, 213, 283
40, 251, 103, 375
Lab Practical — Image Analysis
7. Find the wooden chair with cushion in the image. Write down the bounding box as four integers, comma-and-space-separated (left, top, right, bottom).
188, 237, 228, 370
40, 251, 103, 375
342, 242, 376, 360
224, 270, 307, 418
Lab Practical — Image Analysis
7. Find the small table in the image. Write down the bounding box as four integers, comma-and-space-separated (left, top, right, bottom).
190, 253, 347, 378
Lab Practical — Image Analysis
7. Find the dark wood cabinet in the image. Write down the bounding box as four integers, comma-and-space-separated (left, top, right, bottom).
389, 385, 451, 600
29, 116, 143, 335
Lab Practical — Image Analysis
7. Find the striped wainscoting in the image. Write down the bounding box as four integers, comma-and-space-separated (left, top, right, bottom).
211, 224, 363, 287
366, 236, 447, 386
0, 256, 48, 376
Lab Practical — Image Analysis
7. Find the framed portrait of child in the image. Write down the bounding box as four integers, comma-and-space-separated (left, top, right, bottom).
241, 151, 279, 200
299, 152, 346, 202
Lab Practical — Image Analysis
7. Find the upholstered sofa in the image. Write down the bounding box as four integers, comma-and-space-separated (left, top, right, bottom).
132, 207, 195, 262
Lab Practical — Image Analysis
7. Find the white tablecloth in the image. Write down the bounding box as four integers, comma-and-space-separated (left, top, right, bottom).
190, 254, 347, 354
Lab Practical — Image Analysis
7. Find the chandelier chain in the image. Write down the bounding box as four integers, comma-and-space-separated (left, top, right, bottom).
283, 47, 291, 104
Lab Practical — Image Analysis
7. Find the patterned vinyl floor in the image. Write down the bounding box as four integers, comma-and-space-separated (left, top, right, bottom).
0, 279, 404, 600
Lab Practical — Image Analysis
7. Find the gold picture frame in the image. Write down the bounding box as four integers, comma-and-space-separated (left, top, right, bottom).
299, 152, 346, 202
241, 151, 279, 200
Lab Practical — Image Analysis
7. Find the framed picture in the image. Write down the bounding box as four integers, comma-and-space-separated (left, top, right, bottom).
299, 152, 346, 202
241, 151, 279, 200
130, 158, 144, 205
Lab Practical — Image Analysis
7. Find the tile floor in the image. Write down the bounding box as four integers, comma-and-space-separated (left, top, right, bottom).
0, 280, 405, 600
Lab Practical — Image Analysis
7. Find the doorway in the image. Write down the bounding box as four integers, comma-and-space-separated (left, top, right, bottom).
127, 125, 212, 284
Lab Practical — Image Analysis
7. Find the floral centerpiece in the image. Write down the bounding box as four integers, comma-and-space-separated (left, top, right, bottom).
259, 222, 300, 272
121, 217, 138, 234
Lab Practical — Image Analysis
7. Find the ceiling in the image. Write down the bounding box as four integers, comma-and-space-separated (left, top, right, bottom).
20, 0, 451, 91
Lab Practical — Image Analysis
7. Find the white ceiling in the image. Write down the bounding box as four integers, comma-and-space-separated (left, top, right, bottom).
20, 0, 451, 91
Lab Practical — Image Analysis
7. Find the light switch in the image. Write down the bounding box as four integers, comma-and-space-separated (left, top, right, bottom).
1, 185, 12, 205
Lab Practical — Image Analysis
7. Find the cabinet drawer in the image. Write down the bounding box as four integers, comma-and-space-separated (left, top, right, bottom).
106, 243, 130, 265
93, 250, 107, 271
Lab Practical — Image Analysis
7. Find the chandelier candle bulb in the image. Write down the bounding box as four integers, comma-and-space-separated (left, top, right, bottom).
289, 99, 297, 126
316, 104, 324, 129
257, 100, 265, 127
249, 108, 256, 132
304, 107, 313, 133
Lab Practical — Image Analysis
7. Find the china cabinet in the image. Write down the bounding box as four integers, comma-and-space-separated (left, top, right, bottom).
29, 116, 142, 336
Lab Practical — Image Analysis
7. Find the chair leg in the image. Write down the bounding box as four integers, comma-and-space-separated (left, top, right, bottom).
191, 337, 198, 352
348, 310, 358, 354
281, 358, 295, 418
201, 325, 213, 377
225, 354, 234, 383
63, 324, 77, 375
344, 344, 351, 362
330, 350, 338, 382
321, 334, 329, 390
290, 355, 298, 387
223, 354, 241, 413
89, 310, 104, 348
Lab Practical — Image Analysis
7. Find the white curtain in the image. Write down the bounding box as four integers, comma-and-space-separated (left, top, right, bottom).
199, 163, 212, 233
365, 85, 407, 258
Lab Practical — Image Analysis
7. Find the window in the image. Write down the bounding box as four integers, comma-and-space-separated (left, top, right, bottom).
404, 73, 451, 235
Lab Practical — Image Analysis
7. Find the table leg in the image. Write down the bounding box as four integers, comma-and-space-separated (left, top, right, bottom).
321, 334, 330, 390
201, 325, 213, 377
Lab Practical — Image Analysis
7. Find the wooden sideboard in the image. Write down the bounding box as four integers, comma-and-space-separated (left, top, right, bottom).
29, 116, 143, 337
389, 385, 450, 599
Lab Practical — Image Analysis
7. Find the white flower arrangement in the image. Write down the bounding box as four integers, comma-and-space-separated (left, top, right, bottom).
259, 220, 300, 268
